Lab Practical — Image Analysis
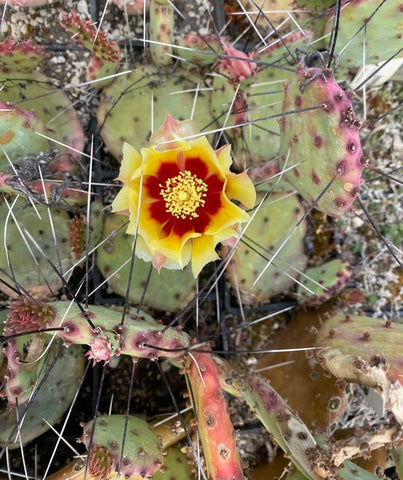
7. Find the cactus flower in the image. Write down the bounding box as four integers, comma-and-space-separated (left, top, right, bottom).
112, 114, 256, 277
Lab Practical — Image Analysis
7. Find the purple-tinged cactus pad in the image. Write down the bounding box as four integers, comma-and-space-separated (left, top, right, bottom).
279, 63, 364, 216
0, 40, 47, 72
79, 415, 163, 479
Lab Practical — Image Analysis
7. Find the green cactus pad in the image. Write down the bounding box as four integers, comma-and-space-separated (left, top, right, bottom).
153, 447, 192, 479
80, 415, 163, 479
316, 314, 403, 423
96, 66, 213, 162
234, 65, 294, 167
96, 213, 196, 312
323, 0, 403, 71
225, 192, 308, 305
149, 0, 174, 67
0, 39, 47, 72
0, 70, 84, 158
0, 199, 74, 297
296, 258, 352, 307
0, 102, 50, 170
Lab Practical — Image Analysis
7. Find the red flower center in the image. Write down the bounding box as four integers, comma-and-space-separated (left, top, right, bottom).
145, 156, 225, 238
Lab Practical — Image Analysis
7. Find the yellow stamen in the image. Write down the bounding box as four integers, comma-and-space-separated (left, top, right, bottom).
160, 170, 208, 219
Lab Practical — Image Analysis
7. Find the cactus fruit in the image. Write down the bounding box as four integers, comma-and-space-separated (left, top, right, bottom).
296, 258, 352, 307
0, 200, 75, 298
225, 192, 308, 305
79, 414, 163, 479
96, 214, 196, 312
316, 314, 403, 423
279, 61, 364, 216
186, 352, 244, 480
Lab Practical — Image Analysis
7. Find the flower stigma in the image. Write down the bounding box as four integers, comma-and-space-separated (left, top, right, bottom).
160, 170, 208, 219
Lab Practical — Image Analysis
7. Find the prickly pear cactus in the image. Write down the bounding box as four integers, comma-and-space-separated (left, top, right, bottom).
153, 448, 192, 480
0, 40, 84, 162
97, 66, 213, 161
279, 61, 364, 216
225, 192, 308, 305
61, 11, 120, 87
0, 102, 50, 170
322, 0, 403, 71
296, 258, 352, 307
316, 314, 403, 423
79, 414, 163, 479
0, 306, 84, 448
96, 214, 196, 312
0, 200, 74, 297
186, 352, 244, 480
0, 39, 46, 72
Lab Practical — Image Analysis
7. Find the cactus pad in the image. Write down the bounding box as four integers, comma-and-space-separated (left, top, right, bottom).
96, 214, 196, 312
97, 66, 213, 161
225, 192, 308, 304
79, 415, 163, 479
279, 62, 364, 215
296, 258, 352, 307
0, 102, 50, 170
316, 314, 403, 423
0, 200, 74, 297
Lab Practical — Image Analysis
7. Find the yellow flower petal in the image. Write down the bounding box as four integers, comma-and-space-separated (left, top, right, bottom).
111, 185, 132, 214
226, 171, 256, 209
119, 142, 143, 181
216, 144, 232, 172
152, 230, 199, 267
191, 236, 219, 278
205, 195, 249, 235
